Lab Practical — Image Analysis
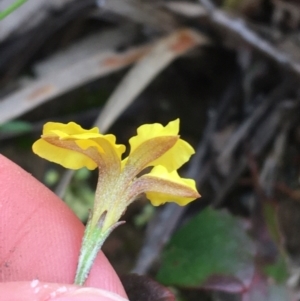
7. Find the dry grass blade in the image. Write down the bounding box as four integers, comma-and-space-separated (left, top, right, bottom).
94, 28, 208, 132
259, 123, 289, 196
0, 0, 84, 41
0, 43, 151, 125
163, 1, 207, 18
102, 0, 177, 32
34, 25, 137, 77
0, 0, 46, 41
213, 107, 283, 207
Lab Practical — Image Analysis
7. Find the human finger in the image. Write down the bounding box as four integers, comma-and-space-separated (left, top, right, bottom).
0, 155, 126, 297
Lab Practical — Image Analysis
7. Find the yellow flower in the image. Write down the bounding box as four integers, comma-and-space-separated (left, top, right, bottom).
33, 119, 200, 285
33, 122, 125, 170
33, 119, 199, 208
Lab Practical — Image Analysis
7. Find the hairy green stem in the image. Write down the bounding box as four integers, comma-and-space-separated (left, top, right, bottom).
74, 221, 107, 285
74, 216, 123, 285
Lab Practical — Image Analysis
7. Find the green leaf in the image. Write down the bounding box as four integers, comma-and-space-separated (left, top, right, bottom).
157, 207, 255, 292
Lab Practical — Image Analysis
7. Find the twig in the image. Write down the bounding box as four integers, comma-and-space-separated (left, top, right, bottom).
199, 0, 300, 77
246, 119, 289, 201
243, 120, 291, 270
215, 109, 281, 206
213, 88, 288, 207
217, 82, 290, 171
258, 123, 289, 196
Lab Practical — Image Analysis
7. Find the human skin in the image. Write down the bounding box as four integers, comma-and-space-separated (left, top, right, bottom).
0, 155, 128, 301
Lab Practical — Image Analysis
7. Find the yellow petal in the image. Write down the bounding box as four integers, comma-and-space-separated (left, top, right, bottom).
43, 122, 100, 137
149, 138, 194, 172
94, 134, 125, 160
146, 191, 196, 206
34, 122, 125, 171
129, 119, 179, 153
76, 135, 125, 174
50, 130, 102, 140
129, 165, 200, 206
32, 139, 97, 170
123, 136, 178, 177
73, 134, 125, 159
128, 119, 194, 171
148, 165, 197, 187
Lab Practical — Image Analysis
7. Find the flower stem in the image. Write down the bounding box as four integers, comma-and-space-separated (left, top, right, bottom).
74, 214, 123, 285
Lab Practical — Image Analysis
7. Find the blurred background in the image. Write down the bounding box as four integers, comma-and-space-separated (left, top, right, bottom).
1, 0, 300, 300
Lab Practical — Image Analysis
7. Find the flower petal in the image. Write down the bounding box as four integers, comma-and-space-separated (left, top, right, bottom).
149, 138, 195, 172
129, 165, 200, 206
129, 119, 179, 153
76, 135, 125, 176
73, 134, 125, 160
124, 136, 178, 178
94, 134, 125, 160
34, 122, 125, 172
43, 122, 100, 137
146, 191, 196, 206
128, 119, 194, 171
50, 130, 102, 140
32, 139, 97, 170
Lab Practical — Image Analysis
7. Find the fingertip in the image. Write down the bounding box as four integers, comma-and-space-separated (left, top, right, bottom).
0, 282, 129, 301
0, 155, 126, 297
54, 287, 129, 301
